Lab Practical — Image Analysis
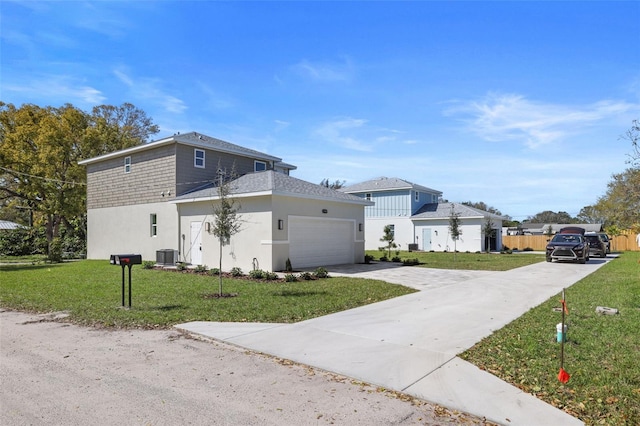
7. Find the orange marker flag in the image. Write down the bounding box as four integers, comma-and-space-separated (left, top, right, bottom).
558, 367, 570, 384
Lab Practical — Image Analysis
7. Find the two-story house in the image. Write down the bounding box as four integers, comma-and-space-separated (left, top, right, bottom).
340, 177, 504, 252
79, 132, 371, 271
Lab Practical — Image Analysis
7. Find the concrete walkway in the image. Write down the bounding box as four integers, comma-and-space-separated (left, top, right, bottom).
176, 257, 613, 425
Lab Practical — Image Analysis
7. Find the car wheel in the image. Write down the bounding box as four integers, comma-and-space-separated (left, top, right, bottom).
546, 257, 552, 262
601, 252, 606, 258
579, 258, 586, 264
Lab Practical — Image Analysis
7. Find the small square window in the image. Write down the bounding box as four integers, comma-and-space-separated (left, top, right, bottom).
150, 214, 157, 237
124, 156, 131, 173
365, 193, 372, 201
194, 149, 205, 168
254, 161, 267, 172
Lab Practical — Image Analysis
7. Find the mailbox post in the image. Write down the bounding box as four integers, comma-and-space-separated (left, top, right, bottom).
110, 254, 142, 307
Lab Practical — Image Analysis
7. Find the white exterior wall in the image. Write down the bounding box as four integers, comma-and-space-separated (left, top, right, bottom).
176, 194, 366, 272
177, 197, 273, 273
363, 217, 415, 251
86, 202, 179, 260
414, 217, 501, 252
272, 195, 366, 269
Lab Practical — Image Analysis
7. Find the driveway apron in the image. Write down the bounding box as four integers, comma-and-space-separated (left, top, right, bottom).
177, 258, 611, 425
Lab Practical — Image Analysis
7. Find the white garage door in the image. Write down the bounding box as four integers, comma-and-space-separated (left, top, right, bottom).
289, 217, 354, 268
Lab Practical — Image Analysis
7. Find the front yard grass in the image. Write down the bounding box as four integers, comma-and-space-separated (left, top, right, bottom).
366, 250, 546, 271
0, 260, 416, 328
461, 251, 640, 425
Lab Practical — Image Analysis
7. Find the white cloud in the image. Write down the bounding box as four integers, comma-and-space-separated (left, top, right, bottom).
273, 120, 290, 132
445, 93, 639, 148
3, 74, 106, 105
113, 68, 187, 114
314, 117, 371, 151
292, 56, 354, 82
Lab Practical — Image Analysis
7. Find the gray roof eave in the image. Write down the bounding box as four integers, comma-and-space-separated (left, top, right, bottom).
79, 132, 282, 165
172, 189, 373, 206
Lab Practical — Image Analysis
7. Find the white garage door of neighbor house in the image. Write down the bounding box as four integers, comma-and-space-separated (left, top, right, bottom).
289, 217, 354, 268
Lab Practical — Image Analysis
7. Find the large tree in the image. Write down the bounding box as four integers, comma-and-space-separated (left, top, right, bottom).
620, 118, 639, 168
576, 205, 608, 225
579, 120, 640, 231
462, 201, 503, 216
592, 168, 640, 230
525, 210, 576, 224
0, 102, 159, 255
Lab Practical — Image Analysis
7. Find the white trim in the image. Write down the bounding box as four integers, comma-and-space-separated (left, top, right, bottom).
150, 213, 158, 236
260, 240, 289, 245
194, 148, 205, 168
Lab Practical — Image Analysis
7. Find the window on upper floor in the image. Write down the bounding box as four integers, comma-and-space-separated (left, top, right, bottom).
415, 191, 419, 201
365, 193, 372, 201
388, 224, 395, 237
150, 214, 157, 237
194, 149, 205, 168
254, 160, 267, 172
124, 156, 131, 173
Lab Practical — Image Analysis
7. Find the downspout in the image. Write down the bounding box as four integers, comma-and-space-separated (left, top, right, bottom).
176, 203, 183, 262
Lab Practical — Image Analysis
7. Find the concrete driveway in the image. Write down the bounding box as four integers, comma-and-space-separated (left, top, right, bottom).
177, 257, 612, 425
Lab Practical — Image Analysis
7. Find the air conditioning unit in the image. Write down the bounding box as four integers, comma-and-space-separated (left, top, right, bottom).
156, 249, 178, 266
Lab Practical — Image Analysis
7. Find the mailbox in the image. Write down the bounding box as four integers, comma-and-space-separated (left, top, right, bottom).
110, 254, 142, 266
110, 254, 142, 308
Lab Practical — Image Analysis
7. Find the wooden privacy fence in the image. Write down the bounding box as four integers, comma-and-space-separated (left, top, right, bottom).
503, 231, 640, 252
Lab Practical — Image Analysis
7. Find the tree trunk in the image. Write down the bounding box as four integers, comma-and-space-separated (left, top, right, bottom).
218, 240, 223, 296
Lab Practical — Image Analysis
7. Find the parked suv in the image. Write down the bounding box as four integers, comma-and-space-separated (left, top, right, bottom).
546, 233, 589, 263
593, 232, 611, 253
584, 234, 607, 258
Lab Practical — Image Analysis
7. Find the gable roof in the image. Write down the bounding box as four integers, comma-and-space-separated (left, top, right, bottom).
340, 176, 442, 195
412, 202, 505, 220
79, 131, 283, 165
173, 170, 373, 206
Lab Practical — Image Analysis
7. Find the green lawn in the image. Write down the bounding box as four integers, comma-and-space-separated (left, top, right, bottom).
2, 253, 637, 424
367, 249, 546, 270
0, 260, 416, 328
461, 251, 640, 425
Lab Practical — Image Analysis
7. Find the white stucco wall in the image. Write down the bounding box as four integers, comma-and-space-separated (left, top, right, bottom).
363, 216, 503, 253
414, 217, 502, 252
86, 202, 179, 260
176, 194, 366, 272
363, 217, 415, 251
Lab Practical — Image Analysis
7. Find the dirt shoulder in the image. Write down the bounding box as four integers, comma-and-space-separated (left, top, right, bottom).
1, 309, 491, 425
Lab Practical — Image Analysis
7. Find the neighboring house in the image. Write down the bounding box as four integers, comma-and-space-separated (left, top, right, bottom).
340, 177, 504, 252
0, 220, 25, 231
503, 223, 603, 235
79, 132, 369, 271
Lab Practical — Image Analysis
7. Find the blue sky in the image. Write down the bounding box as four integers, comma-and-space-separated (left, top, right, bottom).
2, 1, 639, 220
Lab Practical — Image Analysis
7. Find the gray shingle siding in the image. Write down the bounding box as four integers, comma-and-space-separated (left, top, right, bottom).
174, 144, 259, 195
86, 144, 176, 209
82, 133, 296, 209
